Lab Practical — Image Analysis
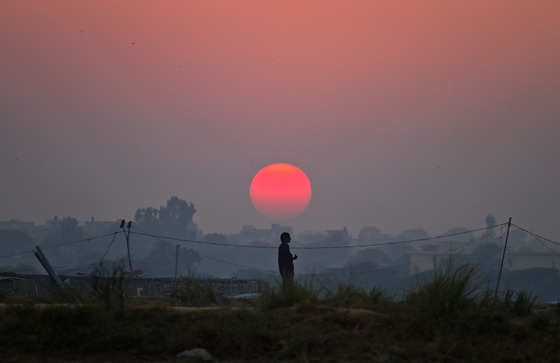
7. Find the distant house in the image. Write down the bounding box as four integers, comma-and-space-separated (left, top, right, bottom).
83, 217, 120, 235
505, 251, 560, 271
408, 249, 560, 274
324, 226, 351, 243
233, 223, 292, 244
0, 219, 35, 231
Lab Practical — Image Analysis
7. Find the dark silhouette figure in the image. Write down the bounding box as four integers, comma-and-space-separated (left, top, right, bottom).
278, 232, 297, 288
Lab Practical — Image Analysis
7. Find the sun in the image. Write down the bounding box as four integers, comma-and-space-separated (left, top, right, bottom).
250, 163, 312, 220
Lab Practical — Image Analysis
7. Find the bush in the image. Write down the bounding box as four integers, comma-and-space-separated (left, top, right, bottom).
324, 284, 391, 308
49, 284, 85, 304
501, 289, 537, 317
171, 277, 223, 306
90, 261, 129, 311
405, 265, 479, 316
258, 280, 319, 310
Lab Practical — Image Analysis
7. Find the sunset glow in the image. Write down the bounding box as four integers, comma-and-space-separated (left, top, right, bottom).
250, 163, 312, 220
1, 1, 559, 237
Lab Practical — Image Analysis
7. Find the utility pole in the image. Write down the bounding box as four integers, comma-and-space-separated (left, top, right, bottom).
174, 244, 180, 286
495, 217, 512, 298
121, 220, 133, 272
34, 246, 62, 286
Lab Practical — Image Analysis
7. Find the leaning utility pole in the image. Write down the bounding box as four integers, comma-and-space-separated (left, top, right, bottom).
34, 246, 62, 286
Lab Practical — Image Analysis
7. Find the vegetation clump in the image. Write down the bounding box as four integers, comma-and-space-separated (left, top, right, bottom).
170, 277, 224, 307
0, 265, 558, 362
90, 261, 129, 311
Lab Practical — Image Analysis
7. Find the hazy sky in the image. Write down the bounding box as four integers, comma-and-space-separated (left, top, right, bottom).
1, 1, 559, 239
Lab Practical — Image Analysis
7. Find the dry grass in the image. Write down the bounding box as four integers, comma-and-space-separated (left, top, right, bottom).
1, 266, 559, 362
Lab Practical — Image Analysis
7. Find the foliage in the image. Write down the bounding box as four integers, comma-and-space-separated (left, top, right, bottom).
38, 216, 87, 268
499, 289, 537, 317
48, 284, 86, 304
2, 268, 560, 362
170, 277, 223, 306
324, 284, 391, 308
485, 213, 497, 228
41, 216, 84, 247
405, 264, 479, 316
90, 261, 129, 311
258, 280, 320, 310
134, 196, 198, 239
137, 240, 201, 277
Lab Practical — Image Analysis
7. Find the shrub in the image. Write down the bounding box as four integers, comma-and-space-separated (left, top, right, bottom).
49, 284, 85, 304
90, 261, 128, 311
171, 277, 223, 306
258, 280, 319, 310
501, 289, 537, 317
324, 284, 391, 308
405, 265, 479, 316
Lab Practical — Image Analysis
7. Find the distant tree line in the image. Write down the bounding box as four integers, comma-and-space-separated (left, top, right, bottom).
2, 206, 560, 301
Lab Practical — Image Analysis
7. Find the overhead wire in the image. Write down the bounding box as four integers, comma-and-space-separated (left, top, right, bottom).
125, 224, 508, 276
510, 224, 560, 258
100, 232, 123, 264
511, 223, 560, 246
130, 224, 275, 274
0, 231, 122, 261
2, 220, 554, 277
130, 228, 274, 249
133, 223, 507, 277
129, 223, 508, 251
0, 249, 35, 260
304, 227, 502, 278
42, 232, 119, 250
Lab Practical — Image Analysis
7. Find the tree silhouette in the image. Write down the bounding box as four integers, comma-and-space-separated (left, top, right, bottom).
39, 216, 85, 268
485, 213, 497, 228
134, 196, 197, 239
138, 241, 201, 277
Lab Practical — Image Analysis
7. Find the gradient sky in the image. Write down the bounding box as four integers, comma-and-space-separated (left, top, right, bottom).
1, 1, 559, 239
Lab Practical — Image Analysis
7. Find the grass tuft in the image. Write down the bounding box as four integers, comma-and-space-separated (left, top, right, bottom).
258, 280, 319, 310
90, 261, 129, 311
1, 267, 559, 362
324, 284, 391, 308
405, 264, 479, 316
171, 277, 226, 307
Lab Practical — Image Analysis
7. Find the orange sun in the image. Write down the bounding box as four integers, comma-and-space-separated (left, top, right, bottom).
250, 163, 312, 220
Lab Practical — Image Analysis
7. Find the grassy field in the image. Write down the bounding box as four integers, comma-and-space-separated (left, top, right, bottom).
1, 266, 559, 362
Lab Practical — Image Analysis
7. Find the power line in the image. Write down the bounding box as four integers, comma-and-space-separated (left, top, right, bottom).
2, 220, 554, 278
510, 224, 560, 258
43, 232, 121, 250
120, 223, 509, 276
130, 223, 508, 251
130, 229, 274, 249
0, 231, 122, 261
0, 250, 35, 260
100, 232, 122, 264
511, 223, 560, 246
532, 237, 560, 258
0, 222, 507, 263
303, 228, 502, 278
295, 224, 506, 250
130, 224, 275, 274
